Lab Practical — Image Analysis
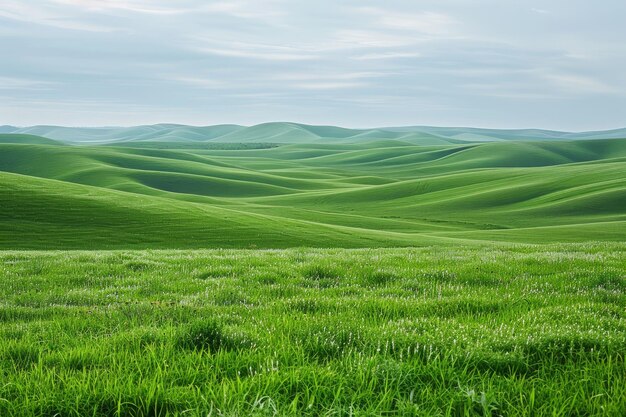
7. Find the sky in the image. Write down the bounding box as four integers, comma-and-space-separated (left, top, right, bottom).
1, 0, 625, 130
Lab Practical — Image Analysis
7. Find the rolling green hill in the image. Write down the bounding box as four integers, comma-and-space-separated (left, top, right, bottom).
5, 123, 625, 145
0, 133, 64, 145
0, 171, 434, 249
384, 126, 626, 141
0, 130, 624, 249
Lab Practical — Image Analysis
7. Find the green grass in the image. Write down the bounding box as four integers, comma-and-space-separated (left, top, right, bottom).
1, 129, 625, 415
0, 244, 624, 416
1, 171, 439, 249
0, 136, 625, 248
0, 133, 64, 145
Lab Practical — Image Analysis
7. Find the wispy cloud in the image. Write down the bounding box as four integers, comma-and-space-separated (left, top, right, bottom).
272, 71, 387, 90
188, 38, 318, 61
199, 1, 287, 20
352, 52, 422, 60
462, 82, 562, 100
52, 0, 287, 19
358, 7, 456, 36
277, 72, 387, 81
292, 82, 368, 90
1, 0, 624, 130
50, 0, 194, 15
544, 73, 615, 94
462, 70, 618, 99
333, 30, 419, 49
164, 76, 228, 89
0, 76, 57, 90
192, 46, 315, 61
0, 0, 119, 31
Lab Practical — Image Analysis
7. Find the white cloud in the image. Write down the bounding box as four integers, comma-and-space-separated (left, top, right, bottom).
353, 52, 422, 60
192, 46, 315, 61
333, 30, 419, 48
0, 77, 59, 93
357, 7, 456, 35
188, 38, 318, 61
51, 0, 288, 21
0, 1, 118, 31
462, 83, 562, 100
544, 74, 614, 94
281, 71, 382, 90
276, 72, 386, 81
292, 82, 368, 90
164, 76, 228, 89
199, 1, 287, 20
71, 0, 283, 18
50, 0, 193, 15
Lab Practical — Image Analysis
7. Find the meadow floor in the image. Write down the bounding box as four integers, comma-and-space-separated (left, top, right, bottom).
0, 244, 624, 416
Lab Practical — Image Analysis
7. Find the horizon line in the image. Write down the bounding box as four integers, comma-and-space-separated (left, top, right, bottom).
2, 121, 626, 135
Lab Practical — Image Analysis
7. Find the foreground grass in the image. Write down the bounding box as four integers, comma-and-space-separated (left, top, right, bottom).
0, 244, 624, 416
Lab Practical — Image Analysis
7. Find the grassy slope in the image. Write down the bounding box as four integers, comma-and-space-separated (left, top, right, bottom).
0, 136, 625, 248
1, 132, 625, 416
0, 171, 445, 249
0, 133, 64, 145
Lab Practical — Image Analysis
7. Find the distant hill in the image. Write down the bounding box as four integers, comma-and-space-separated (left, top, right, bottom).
0, 136, 624, 248
3, 123, 624, 145
4, 124, 245, 144
0, 133, 64, 145
383, 126, 626, 142
0, 125, 18, 133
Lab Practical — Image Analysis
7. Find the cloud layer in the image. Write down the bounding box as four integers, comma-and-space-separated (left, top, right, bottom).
1, 0, 624, 129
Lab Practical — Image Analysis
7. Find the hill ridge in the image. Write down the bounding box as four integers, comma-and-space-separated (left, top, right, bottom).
4, 123, 625, 145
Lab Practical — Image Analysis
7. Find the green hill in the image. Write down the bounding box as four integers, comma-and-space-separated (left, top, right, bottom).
10, 124, 246, 144
0, 133, 64, 145
384, 126, 626, 141
0, 125, 18, 133
9, 123, 624, 146
0, 134, 624, 249
0, 171, 437, 249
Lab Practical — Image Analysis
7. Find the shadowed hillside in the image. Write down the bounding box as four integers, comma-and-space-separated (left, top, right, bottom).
0, 133, 624, 248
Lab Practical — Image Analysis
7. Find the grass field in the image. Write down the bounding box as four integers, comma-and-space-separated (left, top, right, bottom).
0, 132, 625, 248
0, 244, 624, 416
0, 126, 624, 416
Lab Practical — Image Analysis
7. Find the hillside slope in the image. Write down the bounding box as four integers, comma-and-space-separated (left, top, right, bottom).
0, 137, 624, 248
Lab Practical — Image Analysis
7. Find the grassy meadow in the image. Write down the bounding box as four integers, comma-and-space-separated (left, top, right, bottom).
1, 129, 625, 249
0, 125, 625, 415
0, 245, 624, 416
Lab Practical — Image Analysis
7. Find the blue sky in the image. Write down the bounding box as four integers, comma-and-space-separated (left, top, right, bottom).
1, 0, 625, 130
